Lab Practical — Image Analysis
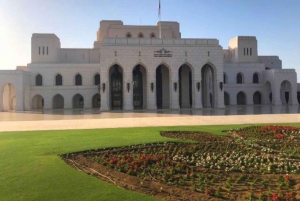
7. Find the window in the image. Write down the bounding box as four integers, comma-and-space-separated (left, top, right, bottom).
247, 48, 249, 55
94, 73, 100, 85
75, 74, 82, 86
150, 33, 156, 38
250, 48, 252, 56
253, 73, 259, 83
208, 51, 210, 57
236, 73, 243, 84
139, 51, 141, 57
138, 32, 144, 38
126, 32, 132, 38
55, 74, 62, 86
185, 51, 187, 57
114, 51, 117, 56
36, 74, 43, 86
47, 46, 48, 55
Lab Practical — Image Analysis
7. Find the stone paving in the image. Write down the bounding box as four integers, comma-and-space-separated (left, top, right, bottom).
0, 106, 300, 132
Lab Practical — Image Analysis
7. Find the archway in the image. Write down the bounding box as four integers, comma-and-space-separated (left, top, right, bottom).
201, 64, 215, 108
92, 93, 101, 108
156, 64, 170, 109
253, 91, 262, 105
73, 94, 84, 109
53, 94, 64, 109
133, 65, 147, 109
32, 95, 44, 110
2, 83, 16, 111
109, 65, 123, 110
224, 91, 230, 106
237, 91, 246, 105
280, 80, 292, 104
179, 64, 192, 108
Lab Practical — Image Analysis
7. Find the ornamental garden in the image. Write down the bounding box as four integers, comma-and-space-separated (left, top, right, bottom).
62, 125, 300, 201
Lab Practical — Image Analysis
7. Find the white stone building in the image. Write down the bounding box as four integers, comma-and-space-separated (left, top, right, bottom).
0, 20, 299, 111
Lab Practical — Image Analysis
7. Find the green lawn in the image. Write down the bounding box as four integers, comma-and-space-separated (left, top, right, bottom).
0, 123, 299, 201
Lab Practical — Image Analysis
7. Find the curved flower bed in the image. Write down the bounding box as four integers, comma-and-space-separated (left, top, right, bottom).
62, 127, 300, 201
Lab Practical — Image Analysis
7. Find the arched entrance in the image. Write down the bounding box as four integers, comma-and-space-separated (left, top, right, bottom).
156, 64, 170, 109
133, 65, 147, 109
2, 83, 16, 111
53, 94, 64, 109
237, 91, 246, 105
110, 65, 123, 110
73, 94, 84, 109
201, 64, 215, 108
92, 93, 101, 108
253, 91, 262, 105
224, 91, 230, 105
280, 80, 292, 104
32, 95, 44, 110
179, 64, 192, 108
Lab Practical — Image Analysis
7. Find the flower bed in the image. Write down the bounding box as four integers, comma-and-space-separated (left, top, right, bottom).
61, 126, 300, 201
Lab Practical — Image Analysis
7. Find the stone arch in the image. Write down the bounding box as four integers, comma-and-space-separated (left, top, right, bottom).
253, 91, 262, 105
138, 32, 144, 38
32, 94, 44, 110
2, 83, 16, 111
53, 94, 64, 109
237, 91, 246, 105
132, 64, 147, 109
253, 72, 259, 84
280, 80, 292, 104
109, 64, 123, 110
179, 63, 193, 108
36, 74, 43, 86
201, 63, 216, 108
236, 72, 244, 84
126, 32, 132, 38
73, 94, 84, 109
55, 73, 63, 86
156, 63, 170, 109
224, 91, 230, 105
74, 73, 82, 86
92, 93, 101, 108
150, 33, 156, 38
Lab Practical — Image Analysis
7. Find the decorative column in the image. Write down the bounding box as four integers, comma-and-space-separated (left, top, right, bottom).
100, 67, 109, 111
193, 67, 202, 109
272, 83, 281, 105
170, 70, 180, 109
15, 86, 24, 111
147, 68, 157, 110
290, 82, 298, 105
123, 68, 133, 110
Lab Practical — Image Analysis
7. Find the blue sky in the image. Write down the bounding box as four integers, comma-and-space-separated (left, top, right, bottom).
0, 0, 299, 79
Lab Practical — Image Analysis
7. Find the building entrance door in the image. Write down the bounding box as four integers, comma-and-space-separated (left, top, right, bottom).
111, 68, 123, 110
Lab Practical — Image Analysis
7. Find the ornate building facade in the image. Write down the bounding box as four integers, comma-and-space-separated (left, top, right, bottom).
0, 20, 298, 111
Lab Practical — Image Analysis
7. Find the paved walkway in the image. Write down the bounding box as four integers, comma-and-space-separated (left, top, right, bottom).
0, 108, 300, 132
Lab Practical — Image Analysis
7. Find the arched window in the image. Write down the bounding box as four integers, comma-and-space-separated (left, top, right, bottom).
126, 32, 132, 38
55, 74, 62, 86
253, 73, 259, 84
138, 32, 144, 38
236, 73, 243, 84
75, 74, 82, 86
94, 73, 100, 85
36, 74, 43, 86
150, 33, 156, 38
223, 73, 228, 84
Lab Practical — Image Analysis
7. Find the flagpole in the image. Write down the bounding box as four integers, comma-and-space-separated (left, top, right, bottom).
159, 0, 162, 39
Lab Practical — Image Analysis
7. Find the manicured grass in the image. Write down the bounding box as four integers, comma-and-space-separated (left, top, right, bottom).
0, 123, 299, 201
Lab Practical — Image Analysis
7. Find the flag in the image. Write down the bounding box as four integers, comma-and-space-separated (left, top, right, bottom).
158, 0, 161, 18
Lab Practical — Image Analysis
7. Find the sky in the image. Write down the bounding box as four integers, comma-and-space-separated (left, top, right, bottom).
0, 0, 299, 79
